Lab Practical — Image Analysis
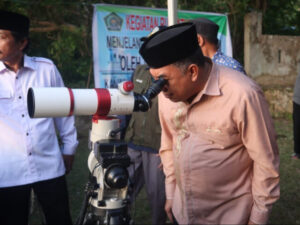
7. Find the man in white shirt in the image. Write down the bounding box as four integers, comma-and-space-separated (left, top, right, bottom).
0, 10, 78, 225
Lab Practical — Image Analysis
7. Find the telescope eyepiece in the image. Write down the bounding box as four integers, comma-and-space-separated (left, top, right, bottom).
133, 76, 167, 112
144, 76, 167, 100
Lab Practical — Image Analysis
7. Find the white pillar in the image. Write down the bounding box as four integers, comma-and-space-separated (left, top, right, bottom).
168, 0, 178, 26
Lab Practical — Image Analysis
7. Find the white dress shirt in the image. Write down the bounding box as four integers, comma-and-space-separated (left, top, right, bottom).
0, 55, 78, 188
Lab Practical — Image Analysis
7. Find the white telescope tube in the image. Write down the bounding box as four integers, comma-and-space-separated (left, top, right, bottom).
27, 87, 135, 118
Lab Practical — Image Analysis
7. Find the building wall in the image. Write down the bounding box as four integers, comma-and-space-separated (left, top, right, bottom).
244, 11, 300, 84
244, 11, 300, 116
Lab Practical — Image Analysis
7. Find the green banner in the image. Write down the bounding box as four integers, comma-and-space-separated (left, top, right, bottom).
93, 4, 232, 88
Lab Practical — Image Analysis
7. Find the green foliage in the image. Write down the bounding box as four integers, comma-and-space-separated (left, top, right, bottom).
46, 30, 90, 88
1, 0, 94, 88
269, 119, 300, 224
177, 0, 300, 63
263, 0, 300, 35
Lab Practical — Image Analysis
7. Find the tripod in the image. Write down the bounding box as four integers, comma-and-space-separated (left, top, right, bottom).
75, 117, 132, 225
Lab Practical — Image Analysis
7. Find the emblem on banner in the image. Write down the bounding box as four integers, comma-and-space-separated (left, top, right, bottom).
104, 12, 123, 31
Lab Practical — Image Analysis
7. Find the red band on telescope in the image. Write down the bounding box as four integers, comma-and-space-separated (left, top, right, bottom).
67, 88, 74, 116
92, 115, 116, 123
95, 88, 111, 116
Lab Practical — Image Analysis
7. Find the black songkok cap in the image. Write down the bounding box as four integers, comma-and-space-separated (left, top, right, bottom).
190, 17, 219, 40
139, 23, 201, 68
140, 25, 168, 41
0, 10, 30, 36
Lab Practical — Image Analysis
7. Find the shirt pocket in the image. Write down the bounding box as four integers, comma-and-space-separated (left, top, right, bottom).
0, 90, 13, 116
195, 123, 240, 149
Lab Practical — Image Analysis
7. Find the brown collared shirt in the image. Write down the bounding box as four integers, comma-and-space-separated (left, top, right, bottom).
158, 64, 279, 224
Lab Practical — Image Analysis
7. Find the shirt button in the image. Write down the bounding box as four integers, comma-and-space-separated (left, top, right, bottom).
19, 96, 22, 99
22, 114, 25, 117
26, 133, 29, 136
29, 152, 32, 156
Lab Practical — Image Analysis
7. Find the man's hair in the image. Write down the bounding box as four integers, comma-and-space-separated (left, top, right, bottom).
173, 48, 206, 72
11, 31, 30, 52
190, 18, 219, 47
202, 34, 219, 47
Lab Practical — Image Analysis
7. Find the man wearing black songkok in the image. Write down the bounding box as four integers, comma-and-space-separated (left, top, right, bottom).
0, 10, 78, 225
139, 22, 279, 225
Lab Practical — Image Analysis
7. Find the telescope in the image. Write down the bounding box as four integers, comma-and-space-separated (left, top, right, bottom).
27, 77, 167, 118
27, 77, 167, 225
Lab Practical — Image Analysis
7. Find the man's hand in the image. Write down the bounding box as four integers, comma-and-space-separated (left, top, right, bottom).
165, 199, 173, 223
158, 162, 163, 170
155, 153, 163, 170
63, 154, 74, 175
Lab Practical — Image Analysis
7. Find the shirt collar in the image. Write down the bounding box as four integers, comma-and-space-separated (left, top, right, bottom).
202, 63, 221, 96
0, 61, 6, 73
23, 55, 36, 71
212, 49, 222, 61
190, 61, 221, 105
0, 55, 35, 73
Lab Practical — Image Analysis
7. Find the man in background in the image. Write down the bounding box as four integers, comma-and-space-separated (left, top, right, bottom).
191, 17, 246, 74
292, 71, 300, 159
0, 10, 78, 225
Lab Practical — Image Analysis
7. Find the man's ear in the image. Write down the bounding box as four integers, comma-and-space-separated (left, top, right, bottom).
19, 38, 28, 51
187, 64, 199, 82
197, 34, 205, 47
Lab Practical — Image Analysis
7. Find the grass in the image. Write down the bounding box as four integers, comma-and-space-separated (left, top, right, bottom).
29, 117, 300, 225
268, 119, 300, 224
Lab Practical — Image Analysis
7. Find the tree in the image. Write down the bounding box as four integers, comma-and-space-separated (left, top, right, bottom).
1, 0, 93, 87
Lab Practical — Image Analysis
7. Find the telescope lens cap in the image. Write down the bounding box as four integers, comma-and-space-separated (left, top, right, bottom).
27, 88, 35, 118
